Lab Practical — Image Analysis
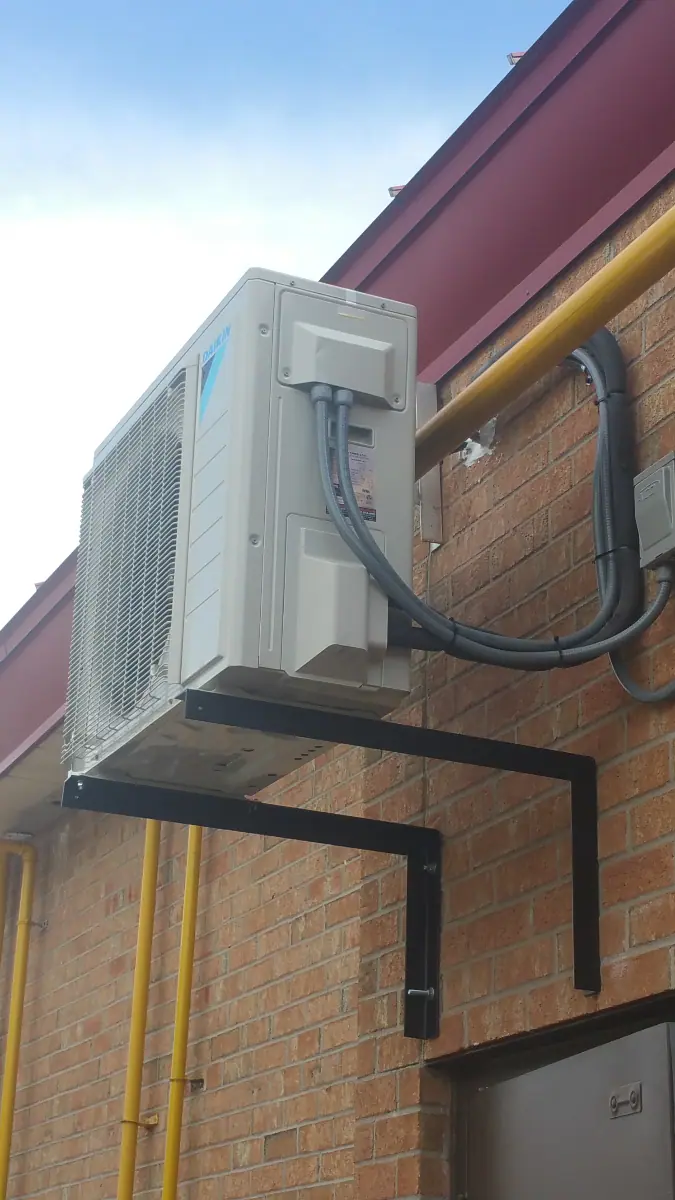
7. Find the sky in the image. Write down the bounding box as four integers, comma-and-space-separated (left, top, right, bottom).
0, 0, 570, 628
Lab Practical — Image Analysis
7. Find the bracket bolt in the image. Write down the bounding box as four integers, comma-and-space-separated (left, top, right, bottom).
407, 987, 435, 999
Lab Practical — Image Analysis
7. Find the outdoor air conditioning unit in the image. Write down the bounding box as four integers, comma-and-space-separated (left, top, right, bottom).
63, 270, 417, 796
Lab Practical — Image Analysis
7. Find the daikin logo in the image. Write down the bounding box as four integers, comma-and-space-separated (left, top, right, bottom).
199, 325, 231, 421
203, 326, 230, 366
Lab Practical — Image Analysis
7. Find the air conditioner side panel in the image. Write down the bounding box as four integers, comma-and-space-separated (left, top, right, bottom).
167, 360, 199, 687
181, 278, 275, 685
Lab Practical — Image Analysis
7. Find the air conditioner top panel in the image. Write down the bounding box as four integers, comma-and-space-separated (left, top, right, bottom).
93, 269, 417, 467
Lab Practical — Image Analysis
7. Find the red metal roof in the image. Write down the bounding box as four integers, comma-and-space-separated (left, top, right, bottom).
323, 0, 675, 382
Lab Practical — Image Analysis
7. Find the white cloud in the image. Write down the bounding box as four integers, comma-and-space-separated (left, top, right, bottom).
0, 102, 449, 626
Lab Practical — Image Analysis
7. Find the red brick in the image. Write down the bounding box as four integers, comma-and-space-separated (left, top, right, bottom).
493, 843, 558, 903
600, 948, 671, 1007
356, 1076, 396, 1120
374, 1113, 419, 1157
550, 402, 598, 459
533, 883, 572, 932
548, 561, 597, 619
471, 813, 531, 868
598, 744, 670, 811
580, 674, 628, 724
377, 1032, 420, 1072
600, 909, 628, 958
598, 811, 627, 860
601, 845, 674, 906
356, 1162, 397, 1200
530, 792, 569, 839
518, 699, 579, 748
494, 938, 555, 991
360, 912, 399, 956
264, 1128, 298, 1160
639, 378, 675, 439
527, 978, 596, 1029
504, 459, 573, 527
630, 892, 675, 946
447, 871, 494, 918
490, 517, 544, 578
451, 553, 491, 602
492, 437, 549, 501
645, 292, 675, 349
466, 901, 531, 956
631, 789, 675, 845
467, 994, 527, 1044
549, 478, 593, 537
444, 960, 493, 1008
629, 333, 675, 396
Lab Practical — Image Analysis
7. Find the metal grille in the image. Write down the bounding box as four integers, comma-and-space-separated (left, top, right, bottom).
63, 371, 186, 764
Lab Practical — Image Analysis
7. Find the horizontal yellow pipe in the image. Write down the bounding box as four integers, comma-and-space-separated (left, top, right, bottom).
0, 843, 37, 1200
415, 202, 675, 479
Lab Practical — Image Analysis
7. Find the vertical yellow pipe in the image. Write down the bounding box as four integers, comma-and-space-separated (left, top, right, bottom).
0, 844, 36, 1200
0, 853, 8, 977
117, 820, 162, 1200
161, 825, 202, 1200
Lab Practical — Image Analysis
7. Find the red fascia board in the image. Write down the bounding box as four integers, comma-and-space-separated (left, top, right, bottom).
323, 0, 629, 288
0, 553, 75, 775
0, 550, 76, 662
424, 140, 675, 383
0, 707, 65, 778
323, 0, 675, 380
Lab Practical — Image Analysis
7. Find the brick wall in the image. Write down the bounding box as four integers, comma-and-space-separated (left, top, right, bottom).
1, 177, 675, 1198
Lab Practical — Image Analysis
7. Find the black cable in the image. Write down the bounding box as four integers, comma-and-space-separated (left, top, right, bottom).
329, 393, 673, 670
310, 324, 674, 696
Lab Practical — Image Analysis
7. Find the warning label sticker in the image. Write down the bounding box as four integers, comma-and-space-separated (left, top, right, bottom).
331, 444, 376, 523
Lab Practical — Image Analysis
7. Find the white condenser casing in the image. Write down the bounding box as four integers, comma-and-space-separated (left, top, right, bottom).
63, 270, 417, 795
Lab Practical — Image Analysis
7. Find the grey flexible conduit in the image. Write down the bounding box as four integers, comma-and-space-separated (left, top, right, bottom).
309, 325, 675, 698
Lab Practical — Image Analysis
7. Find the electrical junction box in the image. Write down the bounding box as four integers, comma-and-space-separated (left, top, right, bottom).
63, 270, 417, 796
634, 451, 675, 568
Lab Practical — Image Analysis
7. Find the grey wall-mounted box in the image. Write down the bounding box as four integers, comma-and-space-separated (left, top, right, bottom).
634, 451, 675, 568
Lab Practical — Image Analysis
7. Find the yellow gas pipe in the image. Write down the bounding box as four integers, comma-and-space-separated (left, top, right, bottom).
0, 852, 8, 975
161, 825, 203, 1200
116, 820, 162, 1200
415, 202, 675, 479
0, 842, 36, 1200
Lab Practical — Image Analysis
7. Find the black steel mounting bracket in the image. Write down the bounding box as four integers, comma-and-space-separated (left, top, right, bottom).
62, 690, 600, 1041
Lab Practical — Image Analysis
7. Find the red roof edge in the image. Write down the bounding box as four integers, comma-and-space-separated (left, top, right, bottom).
0, 549, 77, 663
323, 0, 619, 288
322, 0, 675, 380
0, 552, 76, 773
